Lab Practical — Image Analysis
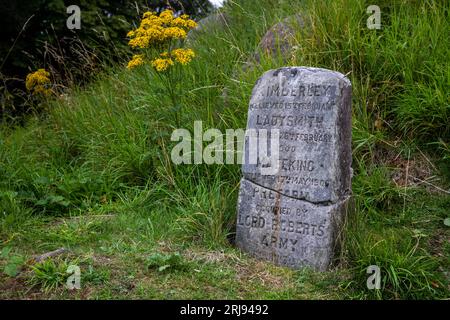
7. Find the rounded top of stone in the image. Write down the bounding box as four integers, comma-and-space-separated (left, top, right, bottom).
260, 67, 351, 86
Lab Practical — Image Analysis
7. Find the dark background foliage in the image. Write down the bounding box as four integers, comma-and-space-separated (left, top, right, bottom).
0, 0, 212, 119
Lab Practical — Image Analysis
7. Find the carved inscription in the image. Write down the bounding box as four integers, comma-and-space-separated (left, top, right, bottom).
236, 67, 352, 271
243, 67, 352, 203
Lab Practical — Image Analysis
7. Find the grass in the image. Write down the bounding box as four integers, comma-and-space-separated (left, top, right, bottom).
0, 0, 449, 299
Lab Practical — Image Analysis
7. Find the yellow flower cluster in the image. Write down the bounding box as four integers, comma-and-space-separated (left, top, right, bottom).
127, 9, 197, 49
127, 54, 145, 69
25, 69, 52, 96
151, 57, 174, 72
149, 48, 195, 72
172, 14, 198, 29
126, 10, 197, 72
171, 48, 195, 65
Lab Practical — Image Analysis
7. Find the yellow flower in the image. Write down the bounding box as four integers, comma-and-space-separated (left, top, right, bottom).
183, 14, 197, 28
163, 27, 187, 40
171, 16, 197, 29
128, 36, 150, 49
151, 57, 174, 72
171, 48, 195, 65
127, 10, 197, 49
127, 54, 145, 69
171, 17, 197, 30
146, 26, 165, 41
140, 14, 163, 29
25, 69, 52, 96
185, 19, 197, 29
126, 10, 197, 73
143, 11, 156, 19
159, 9, 174, 24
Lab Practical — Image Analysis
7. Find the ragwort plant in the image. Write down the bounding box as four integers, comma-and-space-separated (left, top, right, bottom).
25, 69, 53, 97
126, 9, 197, 126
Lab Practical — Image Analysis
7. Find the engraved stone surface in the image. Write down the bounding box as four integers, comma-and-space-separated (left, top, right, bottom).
236, 179, 349, 271
242, 67, 352, 204
236, 66, 352, 271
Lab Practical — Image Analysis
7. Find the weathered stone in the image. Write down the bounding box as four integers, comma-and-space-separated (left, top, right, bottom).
254, 14, 306, 63
242, 67, 352, 204
236, 179, 350, 271
236, 66, 352, 271
224, 15, 309, 108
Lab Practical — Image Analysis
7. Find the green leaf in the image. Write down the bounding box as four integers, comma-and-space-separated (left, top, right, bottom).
4, 264, 20, 277
444, 218, 450, 227
1, 246, 12, 258
3, 256, 24, 277
9, 255, 25, 265
36, 199, 48, 206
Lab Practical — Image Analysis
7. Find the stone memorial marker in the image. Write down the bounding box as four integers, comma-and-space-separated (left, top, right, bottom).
236, 67, 352, 271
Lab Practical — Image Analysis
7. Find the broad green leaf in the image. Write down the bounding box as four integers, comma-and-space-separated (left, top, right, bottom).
4, 264, 20, 277
1, 247, 12, 259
